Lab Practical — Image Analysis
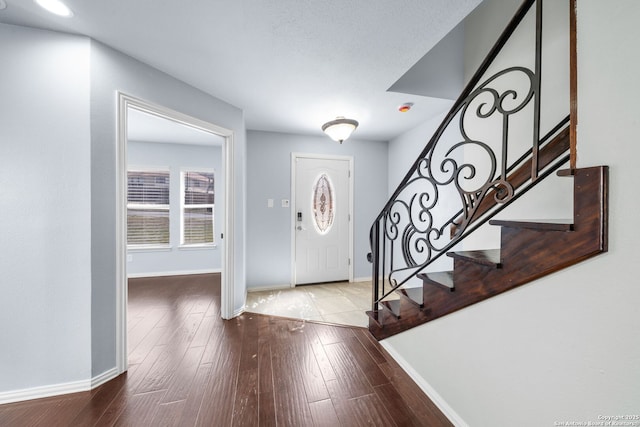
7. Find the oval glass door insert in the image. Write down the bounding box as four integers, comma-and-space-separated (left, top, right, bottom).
312, 173, 334, 234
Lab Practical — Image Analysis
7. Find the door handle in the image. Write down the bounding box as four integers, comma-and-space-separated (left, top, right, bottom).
297, 211, 305, 231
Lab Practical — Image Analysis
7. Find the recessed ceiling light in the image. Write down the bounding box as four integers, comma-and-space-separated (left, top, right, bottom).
35, 0, 73, 17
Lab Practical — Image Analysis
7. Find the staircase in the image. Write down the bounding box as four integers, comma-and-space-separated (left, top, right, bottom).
366, 0, 609, 340
367, 166, 608, 340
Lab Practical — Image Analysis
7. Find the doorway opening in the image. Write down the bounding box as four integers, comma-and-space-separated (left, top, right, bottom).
116, 93, 235, 373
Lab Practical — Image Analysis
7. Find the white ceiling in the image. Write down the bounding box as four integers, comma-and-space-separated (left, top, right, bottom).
0, 0, 483, 142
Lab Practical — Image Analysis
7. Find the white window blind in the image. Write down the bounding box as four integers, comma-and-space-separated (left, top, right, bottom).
127, 170, 170, 246
182, 171, 214, 245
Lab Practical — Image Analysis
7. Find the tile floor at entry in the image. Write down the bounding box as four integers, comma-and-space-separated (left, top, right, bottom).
245, 281, 374, 328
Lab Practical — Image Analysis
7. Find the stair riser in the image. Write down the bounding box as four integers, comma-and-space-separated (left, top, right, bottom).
427, 261, 503, 317
500, 167, 607, 264
368, 298, 433, 340
573, 167, 608, 252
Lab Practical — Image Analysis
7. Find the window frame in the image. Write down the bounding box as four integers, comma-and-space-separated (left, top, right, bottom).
180, 168, 216, 247
126, 166, 172, 250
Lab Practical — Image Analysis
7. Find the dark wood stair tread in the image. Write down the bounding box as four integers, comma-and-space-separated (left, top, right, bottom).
380, 300, 402, 319
489, 219, 574, 231
447, 249, 501, 267
557, 168, 575, 177
399, 287, 424, 307
417, 271, 455, 291
366, 310, 382, 327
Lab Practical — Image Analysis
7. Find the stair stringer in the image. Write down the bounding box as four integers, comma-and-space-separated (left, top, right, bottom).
368, 166, 608, 340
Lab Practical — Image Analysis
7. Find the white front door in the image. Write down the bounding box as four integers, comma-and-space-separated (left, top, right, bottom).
294, 155, 351, 285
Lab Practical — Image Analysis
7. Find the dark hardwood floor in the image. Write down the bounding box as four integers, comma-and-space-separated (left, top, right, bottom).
0, 274, 452, 426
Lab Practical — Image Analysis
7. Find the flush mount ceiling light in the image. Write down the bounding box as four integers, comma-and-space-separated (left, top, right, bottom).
0, 0, 7, 11
35, 0, 73, 17
321, 117, 359, 144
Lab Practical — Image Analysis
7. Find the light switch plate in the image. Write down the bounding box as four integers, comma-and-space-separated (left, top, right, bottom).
281, 199, 290, 208
267, 198, 274, 208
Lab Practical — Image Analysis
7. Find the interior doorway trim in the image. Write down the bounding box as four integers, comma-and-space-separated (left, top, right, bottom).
116, 93, 235, 373
290, 152, 354, 286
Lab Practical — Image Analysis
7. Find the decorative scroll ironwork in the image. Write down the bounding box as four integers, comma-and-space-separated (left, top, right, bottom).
313, 173, 335, 234
381, 67, 535, 284
369, 0, 570, 307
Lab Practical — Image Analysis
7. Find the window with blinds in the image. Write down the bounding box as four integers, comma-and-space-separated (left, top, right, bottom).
182, 171, 215, 245
127, 170, 170, 246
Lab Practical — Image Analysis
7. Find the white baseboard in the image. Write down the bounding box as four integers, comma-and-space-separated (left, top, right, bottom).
248, 279, 371, 291
0, 379, 90, 405
246, 283, 292, 293
127, 268, 221, 279
91, 367, 120, 389
380, 341, 468, 427
0, 368, 122, 405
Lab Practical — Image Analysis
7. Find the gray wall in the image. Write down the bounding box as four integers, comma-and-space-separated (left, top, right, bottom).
246, 130, 388, 289
388, 111, 451, 194
127, 141, 222, 276
90, 40, 246, 376
0, 24, 92, 392
0, 21, 247, 396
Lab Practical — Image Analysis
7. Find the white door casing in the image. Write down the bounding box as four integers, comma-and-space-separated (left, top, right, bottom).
116, 93, 235, 374
292, 153, 353, 285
